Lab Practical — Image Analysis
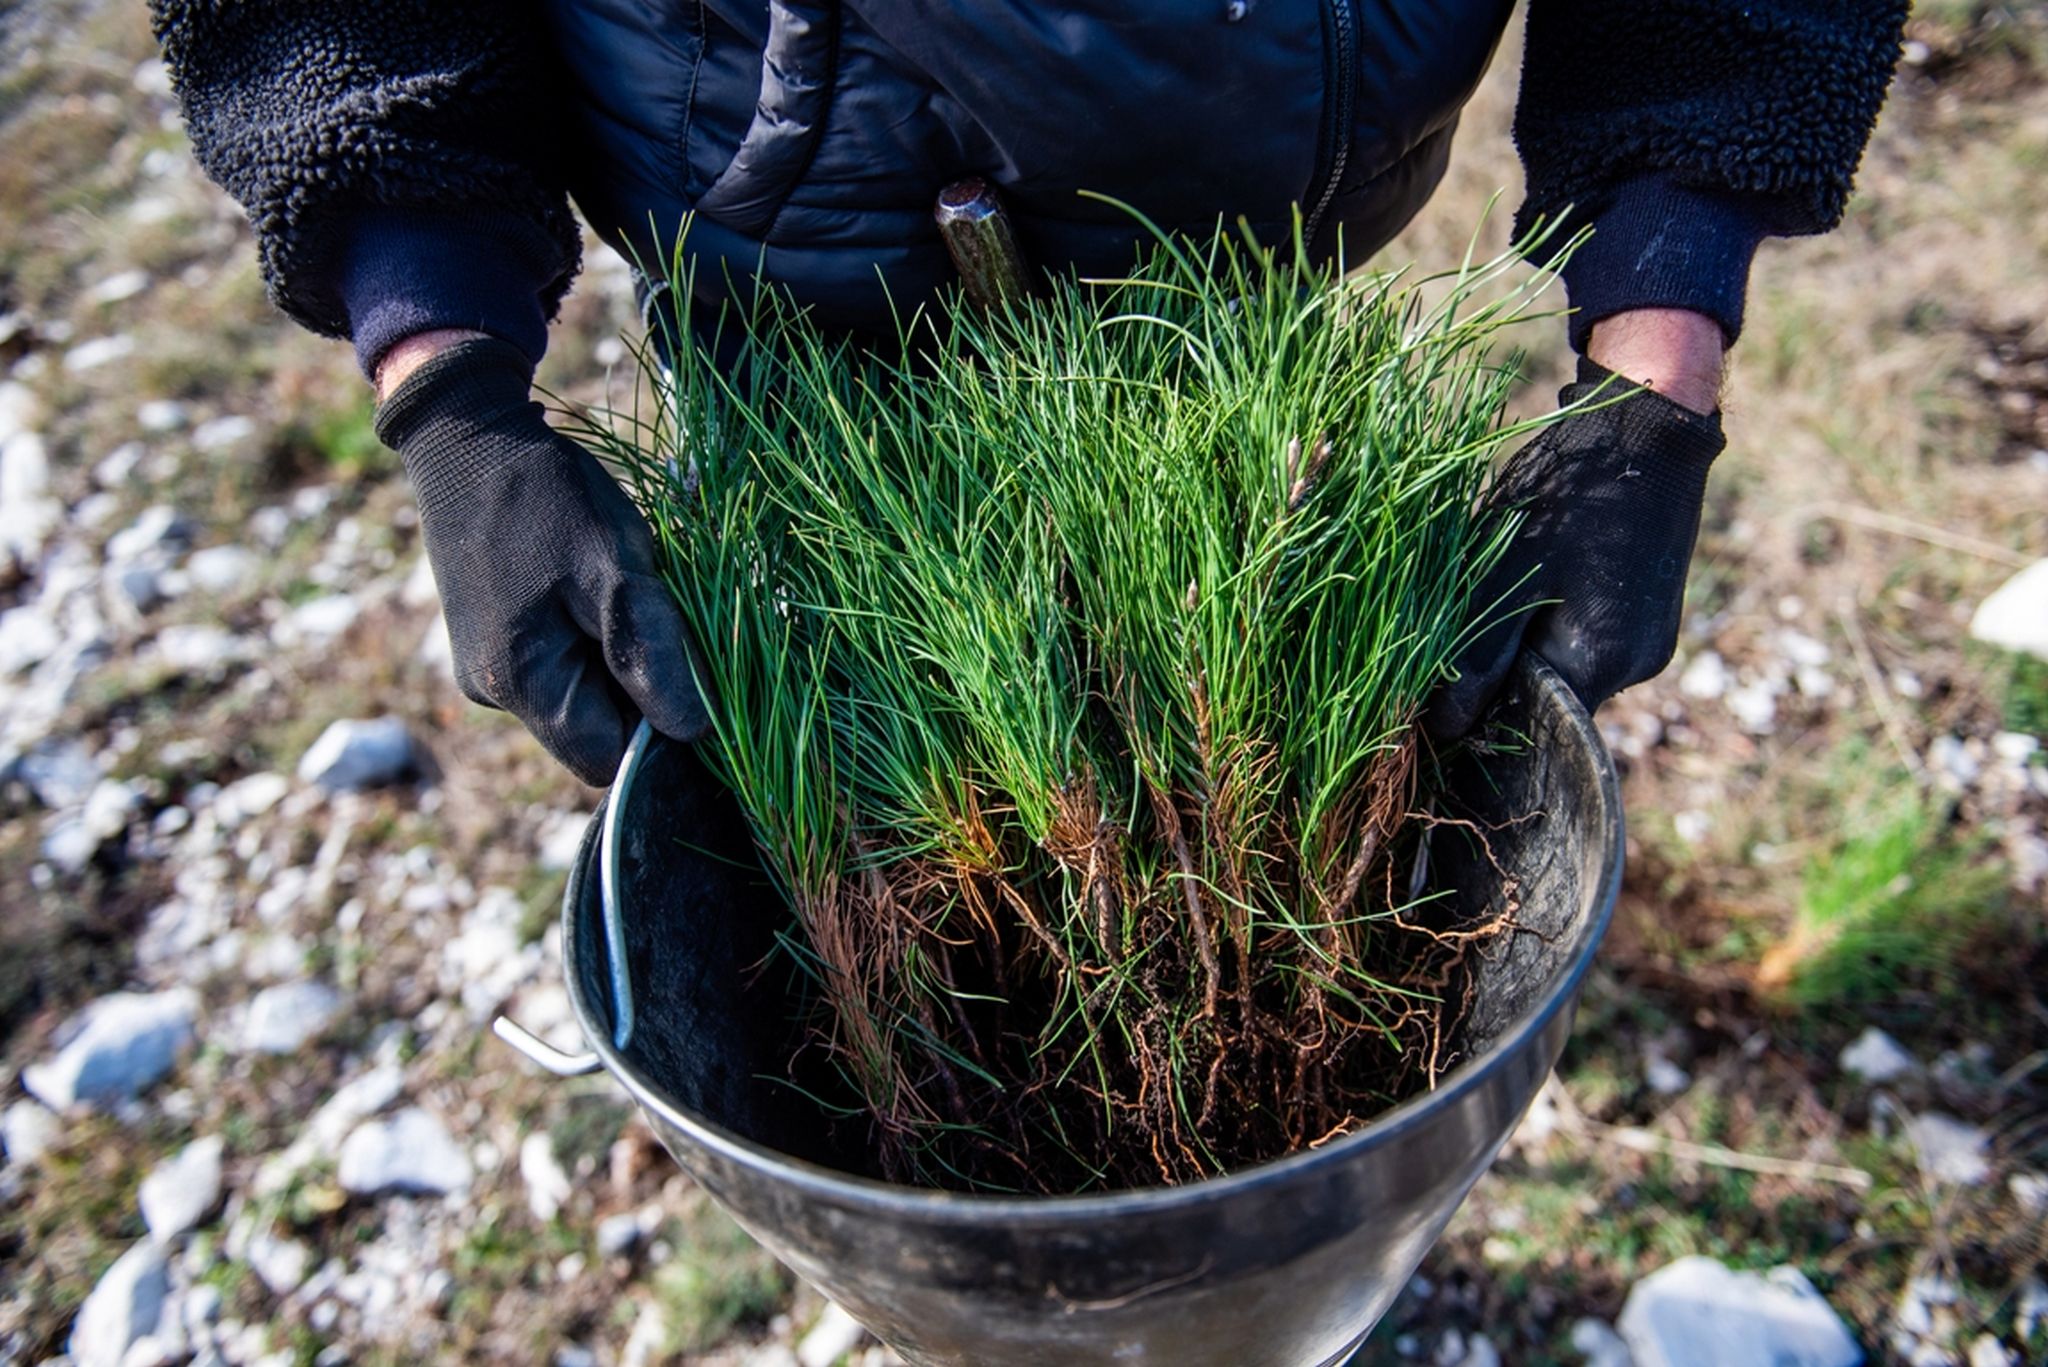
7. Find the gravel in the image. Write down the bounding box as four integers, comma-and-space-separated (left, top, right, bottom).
236, 979, 343, 1055
22, 988, 200, 1110
1618, 1257, 1861, 1367
138, 1135, 225, 1241
1969, 557, 2048, 662
2, 1098, 61, 1163
1839, 1027, 1918, 1084
1905, 1111, 1992, 1187
297, 717, 417, 792
337, 1107, 473, 1198
68, 1239, 171, 1367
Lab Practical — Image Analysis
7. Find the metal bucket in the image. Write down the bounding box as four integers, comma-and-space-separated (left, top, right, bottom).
496, 654, 1622, 1367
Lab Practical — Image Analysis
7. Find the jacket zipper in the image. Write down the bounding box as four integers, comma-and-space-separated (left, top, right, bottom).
1301, 0, 1358, 251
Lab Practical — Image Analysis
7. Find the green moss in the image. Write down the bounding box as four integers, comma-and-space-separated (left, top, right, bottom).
1782, 787, 2008, 1010
650, 1196, 793, 1354
1995, 649, 2048, 738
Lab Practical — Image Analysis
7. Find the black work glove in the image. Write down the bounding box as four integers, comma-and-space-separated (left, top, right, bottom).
1423, 358, 1724, 741
374, 337, 712, 784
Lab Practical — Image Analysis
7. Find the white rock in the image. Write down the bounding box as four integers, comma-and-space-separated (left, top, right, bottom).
69, 1240, 172, 1367
2, 1098, 61, 1162
44, 780, 143, 873
521, 1133, 572, 1222
0, 379, 39, 446
2010, 1171, 2048, 1216
621, 1303, 668, 1367
189, 415, 256, 453
138, 1135, 225, 1241
401, 554, 440, 610
122, 1331, 183, 1367
152, 624, 252, 674
185, 545, 259, 597
136, 399, 188, 434
110, 560, 166, 617
309, 1063, 406, 1154
212, 771, 289, 827
82, 778, 143, 838
798, 1304, 868, 1367
95, 440, 145, 488
1727, 679, 1780, 735
1617, 1257, 1862, 1367
418, 615, 455, 673
2017, 1280, 2047, 1341
74, 490, 121, 529
237, 980, 342, 1055
1928, 735, 1981, 789
1971, 559, 2048, 662
132, 56, 173, 94
1906, 1112, 1991, 1187
595, 1209, 644, 1259
2, 427, 49, 504
292, 484, 336, 520
1774, 628, 1831, 669
1644, 1050, 1691, 1097
1458, 1340, 1501, 1367
1992, 731, 2039, 767
44, 811, 106, 873
1891, 1273, 1958, 1358
0, 603, 61, 674
238, 510, 289, 555
20, 737, 102, 807
1677, 651, 1729, 701
297, 717, 416, 792
278, 592, 359, 645
1967, 1335, 2017, 1367
64, 335, 138, 373
537, 811, 589, 871
1838, 1028, 1917, 1084
442, 886, 541, 1016
1570, 1318, 1636, 1367
86, 270, 152, 306
0, 490, 61, 570
337, 1107, 472, 1197
1794, 665, 1835, 700
1509, 1078, 1560, 1153
246, 1233, 311, 1295
23, 988, 199, 1110
106, 506, 190, 564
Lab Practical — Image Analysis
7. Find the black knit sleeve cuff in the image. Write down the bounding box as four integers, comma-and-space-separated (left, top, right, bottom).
338, 206, 561, 378
1555, 176, 1771, 354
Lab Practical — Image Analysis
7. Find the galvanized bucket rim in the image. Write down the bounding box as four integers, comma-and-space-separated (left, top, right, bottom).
562, 654, 1622, 1223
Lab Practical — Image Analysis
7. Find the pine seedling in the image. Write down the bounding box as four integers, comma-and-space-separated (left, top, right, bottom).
579, 212, 1576, 1192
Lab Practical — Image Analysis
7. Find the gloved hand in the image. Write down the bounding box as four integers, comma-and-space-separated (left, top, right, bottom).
374, 336, 712, 784
1423, 357, 1724, 741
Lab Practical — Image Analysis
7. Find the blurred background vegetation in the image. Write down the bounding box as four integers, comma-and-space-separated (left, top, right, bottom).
0, 2, 2042, 1364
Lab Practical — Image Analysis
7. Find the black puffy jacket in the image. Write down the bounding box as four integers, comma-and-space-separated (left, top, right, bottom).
152, 1, 1907, 370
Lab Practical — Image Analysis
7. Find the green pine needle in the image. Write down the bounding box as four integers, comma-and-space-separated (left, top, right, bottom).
572, 209, 1577, 1193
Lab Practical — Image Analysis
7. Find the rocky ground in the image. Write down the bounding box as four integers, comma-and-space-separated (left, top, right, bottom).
1, 2, 2044, 1366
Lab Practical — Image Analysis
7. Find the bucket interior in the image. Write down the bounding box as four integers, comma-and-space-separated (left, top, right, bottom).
568, 658, 1618, 1188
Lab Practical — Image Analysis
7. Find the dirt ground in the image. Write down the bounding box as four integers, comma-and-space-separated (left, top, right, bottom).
0, 3, 2042, 1365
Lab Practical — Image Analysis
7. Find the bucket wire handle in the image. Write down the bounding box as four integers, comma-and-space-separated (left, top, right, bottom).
599, 718, 656, 1049
491, 1015, 602, 1077
489, 722, 649, 1073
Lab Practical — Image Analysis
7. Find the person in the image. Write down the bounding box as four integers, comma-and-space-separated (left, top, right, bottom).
151, 1, 1907, 785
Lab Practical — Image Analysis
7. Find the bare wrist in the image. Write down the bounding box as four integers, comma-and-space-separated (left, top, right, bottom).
1586, 308, 1727, 416
373, 328, 494, 404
